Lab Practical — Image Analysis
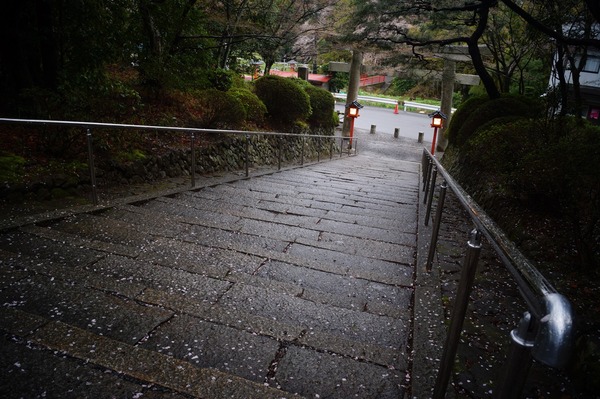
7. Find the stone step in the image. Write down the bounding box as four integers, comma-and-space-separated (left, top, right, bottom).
21, 211, 412, 316
1, 242, 407, 397
1, 226, 410, 345
189, 183, 417, 229
0, 152, 418, 398
0, 307, 303, 399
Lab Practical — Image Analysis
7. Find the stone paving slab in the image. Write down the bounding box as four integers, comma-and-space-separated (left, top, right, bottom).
0, 133, 426, 398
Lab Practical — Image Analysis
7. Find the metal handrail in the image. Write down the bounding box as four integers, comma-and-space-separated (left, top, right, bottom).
0, 118, 356, 205
421, 148, 575, 398
0, 117, 344, 139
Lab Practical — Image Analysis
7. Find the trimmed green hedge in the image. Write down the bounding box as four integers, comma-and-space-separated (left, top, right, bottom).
448, 95, 543, 147
194, 89, 246, 129
305, 85, 336, 129
254, 75, 311, 125
228, 88, 267, 126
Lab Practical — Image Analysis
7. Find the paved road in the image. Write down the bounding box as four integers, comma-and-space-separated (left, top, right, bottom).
335, 103, 435, 143
0, 130, 441, 398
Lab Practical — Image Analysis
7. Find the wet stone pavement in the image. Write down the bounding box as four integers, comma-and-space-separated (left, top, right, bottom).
0, 131, 433, 398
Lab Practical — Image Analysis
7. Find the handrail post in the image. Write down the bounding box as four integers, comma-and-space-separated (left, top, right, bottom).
190, 131, 196, 188
245, 133, 250, 177
421, 150, 429, 185
330, 137, 334, 160
317, 136, 321, 162
426, 180, 447, 271
425, 167, 438, 221
278, 136, 282, 170
433, 229, 483, 399
423, 160, 434, 201
301, 134, 305, 165
494, 312, 535, 399
86, 128, 98, 205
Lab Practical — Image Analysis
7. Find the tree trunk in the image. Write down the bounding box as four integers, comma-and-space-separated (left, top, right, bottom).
438, 59, 455, 152
139, 0, 163, 60
469, 1, 500, 99
342, 50, 362, 137
36, 0, 58, 89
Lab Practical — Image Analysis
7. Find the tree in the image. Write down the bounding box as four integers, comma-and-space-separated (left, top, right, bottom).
483, 2, 546, 94
136, 0, 214, 90
250, 0, 335, 74
344, 0, 501, 98
338, 0, 600, 102
0, 0, 135, 113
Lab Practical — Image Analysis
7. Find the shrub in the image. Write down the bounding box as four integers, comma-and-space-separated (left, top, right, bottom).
305, 86, 335, 129
454, 114, 600, 269
228, 88, 267, 126
461, 116, 538, 174
387, 78, 417, 96
448, 95, 543, 147
189, 89, 246, 129
254, 75, 311, 126
515, 121, 600, 268
208, 68, 236, 91
446, 95, 489, 146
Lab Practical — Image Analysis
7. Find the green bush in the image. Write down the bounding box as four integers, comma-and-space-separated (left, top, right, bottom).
515, 121, 600, 268
228, 88, 267, 126
305, 86, 335, 129
254, 75, 311, 126
329, 72, 349, 93
449, 95, 542, 147
458, 117, 542, 205
208, 68, 236, 91
192, 89, 246, 129
387, 78, 417, 96
446, 95, 489, 146
453, 114, 600, 269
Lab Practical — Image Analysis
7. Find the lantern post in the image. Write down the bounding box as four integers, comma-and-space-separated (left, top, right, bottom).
346, 100, 363, 150
429, 110, 447, 155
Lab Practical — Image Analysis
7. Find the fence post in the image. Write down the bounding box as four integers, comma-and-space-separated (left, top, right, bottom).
190, 131, 196, 188
426, 180, 447, 271
278, 136, 282, 170
330, 138, 334, 160
86, 129, 98, 206
245, 133, 250, 177
433, 229, 483, 399
301, 134, 305, 165
425, 167, 438, 220
421, 150, 429, 185
494, 312, 535, 398
317, 136, 321, 162
423, 160, 434, 201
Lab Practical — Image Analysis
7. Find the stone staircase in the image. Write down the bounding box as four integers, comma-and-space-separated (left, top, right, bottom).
0, 151, 421, 398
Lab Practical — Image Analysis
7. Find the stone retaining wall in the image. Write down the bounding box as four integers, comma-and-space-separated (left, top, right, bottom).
2, 133, 339, 202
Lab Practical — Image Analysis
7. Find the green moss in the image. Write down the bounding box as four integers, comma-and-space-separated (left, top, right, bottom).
116, 149, 147, 163
0, 153, 26, 183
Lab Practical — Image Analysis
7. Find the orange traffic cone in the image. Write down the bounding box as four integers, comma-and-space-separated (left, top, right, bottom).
394, 102, 399, 114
